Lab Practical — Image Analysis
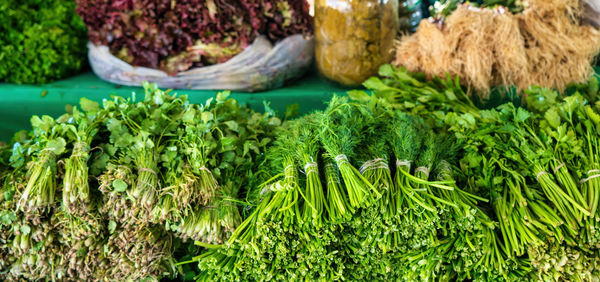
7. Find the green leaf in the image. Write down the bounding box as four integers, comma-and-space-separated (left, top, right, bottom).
216, 91, 231, 102
586, 106, 600, 126
224, 121, 239, 132
544, 108, 561, 129
112, 179, 128, 192
90, 153, 109, 175
47, 137, 67, 155
201, 112, 213, 124
514, 108, 530, 123
0, 211, 16, 226
80, 97, 100, 113
285, 104, 299, 120
33, 241, 43, 252
9, 142, 25, 168
108, 220, 117, 234
20, 224, 31, 235
444, 89, 457, 101
378, 64, 395, 77
347, 90, 371, 103
182, 108, 196, 124
363, 77, 393, 92
220, 137, 236, 152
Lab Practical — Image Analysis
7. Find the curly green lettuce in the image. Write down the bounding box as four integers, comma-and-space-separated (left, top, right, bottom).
0, 0, 87, 84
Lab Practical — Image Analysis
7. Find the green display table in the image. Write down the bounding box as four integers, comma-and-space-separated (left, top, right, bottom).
0, 71, 350, 141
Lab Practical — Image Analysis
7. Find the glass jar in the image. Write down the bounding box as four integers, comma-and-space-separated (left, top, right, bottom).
314, 0, 400, 86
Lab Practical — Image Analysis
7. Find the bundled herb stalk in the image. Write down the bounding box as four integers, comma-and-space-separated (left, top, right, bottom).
323, 154, 352, 223
295, 115, 326, 228
130, 135, 162, 222
62, 101, 102, 215
17, 116, 67, 215
52, 209, 106, 280
319, 96, 380, 209
98, 163, 135, 221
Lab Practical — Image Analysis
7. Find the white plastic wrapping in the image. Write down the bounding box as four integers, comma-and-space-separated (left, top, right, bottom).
88, 34, 314, 92
584, 0, 600, 27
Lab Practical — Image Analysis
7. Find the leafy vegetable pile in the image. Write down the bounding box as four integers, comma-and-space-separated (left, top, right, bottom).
189, 92, 517, 280
0, 84, 280, 280
4, 63, 600, 280
76, 0, 312, 74
182, 65, 600, 281
365, 64, 600, 280
0, 0, 88, 84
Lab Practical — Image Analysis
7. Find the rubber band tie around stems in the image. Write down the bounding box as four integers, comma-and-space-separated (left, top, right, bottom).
284, 165, 295, 181
580, 170, 600, 184
553, 163, 565, 174
415, 166, 430, 179
70, 141, 89, 158
396, 159, 411, 171
359, 158, 389, 174
536, 171, 548, 182
304, 162, 318, 175
325, 163, 341, 185
139, 167, 158, 175
335, 154, 349, 166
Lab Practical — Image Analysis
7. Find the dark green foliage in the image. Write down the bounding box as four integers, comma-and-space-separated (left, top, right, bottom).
0, 0, 87, 84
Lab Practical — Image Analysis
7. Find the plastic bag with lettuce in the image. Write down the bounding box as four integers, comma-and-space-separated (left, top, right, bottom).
76, 0, 313, 91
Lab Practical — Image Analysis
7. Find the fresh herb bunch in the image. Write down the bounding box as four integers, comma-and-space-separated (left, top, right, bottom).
366, 64, 600, 280
430, 0, 525, 19
191, 94, 498, 281
0, 0, 87, 84
0, 84, 279, 280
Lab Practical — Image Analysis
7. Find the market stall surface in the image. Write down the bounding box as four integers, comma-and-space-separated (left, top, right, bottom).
0, 71, 348, 141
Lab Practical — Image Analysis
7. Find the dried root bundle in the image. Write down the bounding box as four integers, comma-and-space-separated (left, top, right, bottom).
394, 0, 600, 98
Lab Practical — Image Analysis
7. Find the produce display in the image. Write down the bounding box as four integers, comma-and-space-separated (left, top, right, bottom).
76, 0, 312, 74
363, 64, 600, 280
192, 93, 507, 280
0, 85, 281, 280
314, 0, 400, 86
395, 0, 600, 97
0, 0, 88, 84
3, 65, 600, 280
3, 0, 600, 281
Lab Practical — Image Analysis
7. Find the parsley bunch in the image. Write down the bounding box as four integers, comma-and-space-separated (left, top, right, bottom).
367, 64, 600, 280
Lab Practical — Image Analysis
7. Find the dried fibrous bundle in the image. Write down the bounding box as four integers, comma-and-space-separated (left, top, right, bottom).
394, 0, 600, 98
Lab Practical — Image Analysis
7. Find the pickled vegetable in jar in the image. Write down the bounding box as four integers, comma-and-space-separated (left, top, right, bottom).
315, 0, 400, 86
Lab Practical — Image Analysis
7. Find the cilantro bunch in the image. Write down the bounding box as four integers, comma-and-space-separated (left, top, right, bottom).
0, 84, 279, 280
0, 0, 87, 84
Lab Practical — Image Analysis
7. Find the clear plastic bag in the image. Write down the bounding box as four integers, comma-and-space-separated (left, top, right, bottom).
88, 35, 314, 92
584, 0, 600, 27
